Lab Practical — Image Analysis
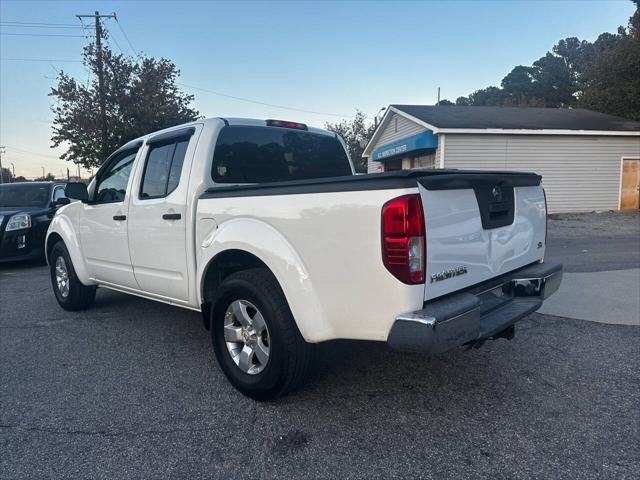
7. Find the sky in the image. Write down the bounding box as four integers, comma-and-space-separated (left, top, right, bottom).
0, 0, 636, 178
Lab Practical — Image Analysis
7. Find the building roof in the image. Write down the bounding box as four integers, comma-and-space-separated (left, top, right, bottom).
390, 105, 640, 132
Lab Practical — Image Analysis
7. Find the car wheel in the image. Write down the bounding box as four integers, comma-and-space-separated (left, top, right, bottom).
50, 241, 96, 311
211, 268, 312, 401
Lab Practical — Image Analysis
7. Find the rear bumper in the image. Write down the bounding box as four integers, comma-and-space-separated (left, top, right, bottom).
387, 261, 562, 353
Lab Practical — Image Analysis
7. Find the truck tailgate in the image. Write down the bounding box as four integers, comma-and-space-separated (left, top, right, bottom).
418, 172, 546, 301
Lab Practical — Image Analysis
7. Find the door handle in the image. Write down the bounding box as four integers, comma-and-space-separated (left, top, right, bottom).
113, 215, 127, 221
162, 213, 181, 220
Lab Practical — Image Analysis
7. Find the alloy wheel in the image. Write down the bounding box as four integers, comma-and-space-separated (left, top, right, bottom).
55, 256, 70, 298
223, 299, 271, 375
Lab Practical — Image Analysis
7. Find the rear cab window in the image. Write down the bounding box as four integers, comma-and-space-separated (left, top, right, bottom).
212, 125, 352, 183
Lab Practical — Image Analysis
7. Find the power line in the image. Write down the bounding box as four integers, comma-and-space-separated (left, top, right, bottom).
0, 32, 86, 38
178, 82, 357, 119
113, 15, 357, 119
106, 33, 125, 56
115, 17, 139, 58
77, 17, 97, 42
1, 21, 84, 26
75, 17, 93, 85
0, 57, 82, 62
0, 23, 88, 29
4, 146, 61, 160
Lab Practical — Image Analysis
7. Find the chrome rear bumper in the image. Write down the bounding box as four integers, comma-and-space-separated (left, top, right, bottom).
388, 261, 562, 353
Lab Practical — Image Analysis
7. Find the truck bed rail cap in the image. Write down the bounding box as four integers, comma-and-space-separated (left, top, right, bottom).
201, 169, 541, 199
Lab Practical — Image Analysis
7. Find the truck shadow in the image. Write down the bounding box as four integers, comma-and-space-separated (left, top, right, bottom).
84, 287, 603, 412
84, 287, 606, 420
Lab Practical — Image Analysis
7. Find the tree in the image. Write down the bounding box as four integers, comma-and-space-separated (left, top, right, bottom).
456, 86, 506, 106
454, 0, 639, 118
437, 99, 455, 106
578, 22, 640, 120
325, 111, 376, 173
51, 39, 199, 168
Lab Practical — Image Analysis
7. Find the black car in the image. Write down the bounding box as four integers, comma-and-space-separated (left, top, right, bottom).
0, 182, 69, 263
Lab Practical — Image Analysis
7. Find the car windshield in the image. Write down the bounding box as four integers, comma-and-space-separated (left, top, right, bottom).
0, 184, 51, 208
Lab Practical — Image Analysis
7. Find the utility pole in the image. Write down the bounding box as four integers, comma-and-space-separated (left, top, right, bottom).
437, 87, 441, 106
0, 146, 5, 184
76, 11, 116, 161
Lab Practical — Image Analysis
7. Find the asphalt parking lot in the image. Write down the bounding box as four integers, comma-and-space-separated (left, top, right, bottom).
1, 212, 639, 479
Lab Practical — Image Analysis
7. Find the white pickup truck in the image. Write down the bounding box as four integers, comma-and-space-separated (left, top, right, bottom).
47, 117, 562, 399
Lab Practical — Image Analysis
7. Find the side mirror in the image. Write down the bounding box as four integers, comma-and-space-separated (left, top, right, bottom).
65, 182, 88, 202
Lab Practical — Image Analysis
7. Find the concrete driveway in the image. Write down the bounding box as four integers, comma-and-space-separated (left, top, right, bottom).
543, 211, 640, 326
539, 268, 640, 325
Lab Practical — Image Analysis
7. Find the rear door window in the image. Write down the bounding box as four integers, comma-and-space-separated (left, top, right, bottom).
212, 125, 352, 183
140, 138, 190, 199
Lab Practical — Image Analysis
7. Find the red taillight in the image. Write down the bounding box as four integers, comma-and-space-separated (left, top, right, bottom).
266, 119, 308, 130
381, 194, 425, 284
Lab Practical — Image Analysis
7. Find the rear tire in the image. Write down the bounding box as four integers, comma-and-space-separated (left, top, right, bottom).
50, 241, 96, 311
210, 268, 312, 400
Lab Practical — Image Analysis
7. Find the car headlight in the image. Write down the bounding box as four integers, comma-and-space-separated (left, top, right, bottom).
5, 213, 31, 231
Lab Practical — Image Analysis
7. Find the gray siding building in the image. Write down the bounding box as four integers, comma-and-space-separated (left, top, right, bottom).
364, 105, 640, 213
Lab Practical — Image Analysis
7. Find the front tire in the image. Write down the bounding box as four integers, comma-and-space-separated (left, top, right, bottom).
211, 268, 312, 401
50, 241, 96, 311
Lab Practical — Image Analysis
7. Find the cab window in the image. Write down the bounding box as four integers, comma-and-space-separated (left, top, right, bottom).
94, 150, 137, 203
140, 138, 189, 199
212, 125, 351, 183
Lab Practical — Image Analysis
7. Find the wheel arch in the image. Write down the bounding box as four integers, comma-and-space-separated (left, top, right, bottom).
45, 232, 63, 263
46, 214, 92, 285
197, 218, 331, 342
200, 249, 269, 330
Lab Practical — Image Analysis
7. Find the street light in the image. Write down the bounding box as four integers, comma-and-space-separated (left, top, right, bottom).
0, 145, 5, 184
